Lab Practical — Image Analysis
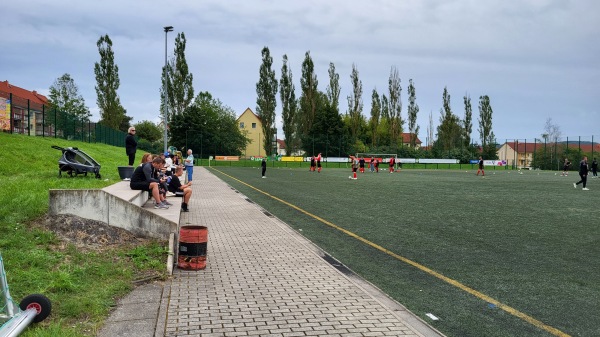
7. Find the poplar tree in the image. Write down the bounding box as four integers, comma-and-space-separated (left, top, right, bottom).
256, 46, 278, 156
299, 51, 318, 135
326, 62, 340, 113
369, 89, 381, 147
463, 94, 473, 148
388, 66, 403, 145
346, 63, 363, 139
437, 87, 461, 152
163, 32, 194, 118
280, 54, 297, 156
94, 34, 126, 130
478, 95, 495, 158
407, 79, 419, 147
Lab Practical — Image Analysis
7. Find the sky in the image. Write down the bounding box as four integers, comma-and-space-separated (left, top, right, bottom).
2, 0, 599, 144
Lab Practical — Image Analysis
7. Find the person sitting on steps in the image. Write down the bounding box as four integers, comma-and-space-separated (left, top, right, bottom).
168, 166, 193, 212
130, 157, 171, 209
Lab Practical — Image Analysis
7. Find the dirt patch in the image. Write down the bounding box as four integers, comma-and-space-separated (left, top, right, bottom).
35, 213, 155, 251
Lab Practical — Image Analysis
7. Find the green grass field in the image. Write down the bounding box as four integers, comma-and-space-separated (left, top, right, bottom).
210, 165, 599, 337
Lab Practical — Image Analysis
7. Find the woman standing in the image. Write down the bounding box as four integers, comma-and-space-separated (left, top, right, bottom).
125, 126, 138, 166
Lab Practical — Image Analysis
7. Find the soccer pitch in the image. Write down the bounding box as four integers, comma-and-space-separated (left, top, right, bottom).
210, 166, 599, 337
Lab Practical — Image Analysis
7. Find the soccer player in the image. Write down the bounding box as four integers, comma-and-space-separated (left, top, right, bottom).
370, 157, 375, 173
561, 158, 571, 176
316, 153, 322, 173
349, 156, 358, 179
261, 158, 267, 178
574, 156, 589, 190
359, 157, 365, 173
389, 157, 395, 173
591, 158, 598, 178
310, 156, 316, 172
374, 159, 379, 173
476, 156, 485, 176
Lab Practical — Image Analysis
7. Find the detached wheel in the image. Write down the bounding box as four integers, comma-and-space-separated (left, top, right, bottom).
20, 294, 52, 323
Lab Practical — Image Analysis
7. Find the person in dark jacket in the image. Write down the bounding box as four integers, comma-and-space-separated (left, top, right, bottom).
261, 158, 267, 178
574, 156, 589, 190
592, 158, 598, 178
130, 157, 170, 209
125, 126, 138, 166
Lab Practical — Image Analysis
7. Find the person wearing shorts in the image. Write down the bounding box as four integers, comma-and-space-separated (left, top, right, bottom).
130, 157, 170, 209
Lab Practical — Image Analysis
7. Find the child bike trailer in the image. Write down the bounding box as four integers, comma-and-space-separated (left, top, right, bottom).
51, 145, 102, 179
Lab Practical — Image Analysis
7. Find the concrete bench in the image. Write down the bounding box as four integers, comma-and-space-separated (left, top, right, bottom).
49, 180, 182, 240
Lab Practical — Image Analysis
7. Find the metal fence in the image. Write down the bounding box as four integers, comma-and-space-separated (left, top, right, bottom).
1, 90, 128, 147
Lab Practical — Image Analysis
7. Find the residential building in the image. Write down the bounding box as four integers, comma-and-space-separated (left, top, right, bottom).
497, 141, 542, 169
400, 133, 422, 148
0, 80, 49, 135
237, 108, 264, 158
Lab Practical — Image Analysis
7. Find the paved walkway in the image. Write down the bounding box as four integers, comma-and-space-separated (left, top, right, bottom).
100, 167, 444, 337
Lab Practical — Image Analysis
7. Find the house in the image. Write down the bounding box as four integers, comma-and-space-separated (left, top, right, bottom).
276, 139, 286, 156
400, 133, 422, 148
497, 141, 544, 169
0, 80, 49, 135
237, 108, 265, 158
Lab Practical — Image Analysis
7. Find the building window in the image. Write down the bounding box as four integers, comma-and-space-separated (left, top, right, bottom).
252, 123, 257, 129
239, 122, 244, 129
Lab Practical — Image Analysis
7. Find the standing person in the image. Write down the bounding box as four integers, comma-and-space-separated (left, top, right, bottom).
370, 157, 375, 173
164, 152, 173, 176
574, 156, 589, 190
359, 157, 365, 173
125, 126, 137, 166
261, 158, 267, 178
374, 159, 379, 173
476, 156, 485, 176
310, 156, 316, 172
591, 158, 598, 178
389, 157, 395, 173
316, 153, 322, 173
561, 158, 571, 176
184, 149, 194, 182
349, 156, 359, 180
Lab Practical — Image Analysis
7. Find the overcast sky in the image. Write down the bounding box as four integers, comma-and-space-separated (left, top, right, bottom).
2, 0, 598, 143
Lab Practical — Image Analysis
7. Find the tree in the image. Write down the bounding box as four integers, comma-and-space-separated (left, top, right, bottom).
437, 87, 462, 152
304, 91, 346, 156
299, 51, 318, 135
407, 79, 419, 147
163, 32, 194, 119
94, 34, 127, 130
48, 73, 91, 131
280, 54, 298, 156
256, 46, 278, 156
388, 66, 403, 146
478, 95, 496, 158
427, 110, 435, 148
369, 89, 381, 147
170, 92, 249, 158
463, 94, 473, 148
134, 120, 162, 143
326, 62, 340, 113
347, 63, 363, 139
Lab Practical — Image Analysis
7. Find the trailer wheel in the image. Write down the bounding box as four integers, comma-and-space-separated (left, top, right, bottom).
20, 294, 52, 323
96, 173, 102, 179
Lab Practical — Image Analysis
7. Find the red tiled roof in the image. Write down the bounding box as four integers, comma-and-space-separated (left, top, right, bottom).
505, 142, 542, 153
0, 80, 48, 105
400, 133, 422, 144
506, 141, 600, 154
276, 139, 286, 149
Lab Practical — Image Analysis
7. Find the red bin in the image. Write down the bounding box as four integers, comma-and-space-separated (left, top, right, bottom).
178, 226, 207, 270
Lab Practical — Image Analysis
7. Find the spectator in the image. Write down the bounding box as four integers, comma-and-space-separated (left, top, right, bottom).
139, 153, 153, 166
125, 126, 137, 166
130, 157, 171, 209
169, 166, 193, 212
164, 152, 173, 176
261, 158, 267, 178
184, 149, 194, 182
591, 158, 598, 178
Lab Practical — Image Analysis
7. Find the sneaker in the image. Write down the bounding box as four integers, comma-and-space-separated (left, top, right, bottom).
154, 202, 169, 209
162, 200, 173, 206
582, 188, 590, 191
262, 176, 266, 178
573, 183, 577, 188
123, 177, 130, 181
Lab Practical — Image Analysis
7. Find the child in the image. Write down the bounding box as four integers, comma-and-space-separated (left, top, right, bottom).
168, 166, 193, 212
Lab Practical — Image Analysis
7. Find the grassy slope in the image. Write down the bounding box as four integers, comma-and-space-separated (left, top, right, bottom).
212, 166, 600, 337
0, 133, 166, 337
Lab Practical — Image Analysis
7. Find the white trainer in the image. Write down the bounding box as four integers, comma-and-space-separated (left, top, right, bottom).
582, 188, 590, 191
573, 183, 577, 188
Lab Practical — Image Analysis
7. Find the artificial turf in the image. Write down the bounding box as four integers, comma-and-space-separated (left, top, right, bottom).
211, 166, 599, 337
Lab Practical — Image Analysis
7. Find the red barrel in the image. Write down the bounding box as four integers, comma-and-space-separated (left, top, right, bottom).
178, 226, 207, 270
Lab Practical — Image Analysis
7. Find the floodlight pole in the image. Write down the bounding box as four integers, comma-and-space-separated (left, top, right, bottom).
163, 25, 174, 154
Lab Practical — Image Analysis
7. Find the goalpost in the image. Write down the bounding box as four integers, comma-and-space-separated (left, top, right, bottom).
355, 153, 397, 163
